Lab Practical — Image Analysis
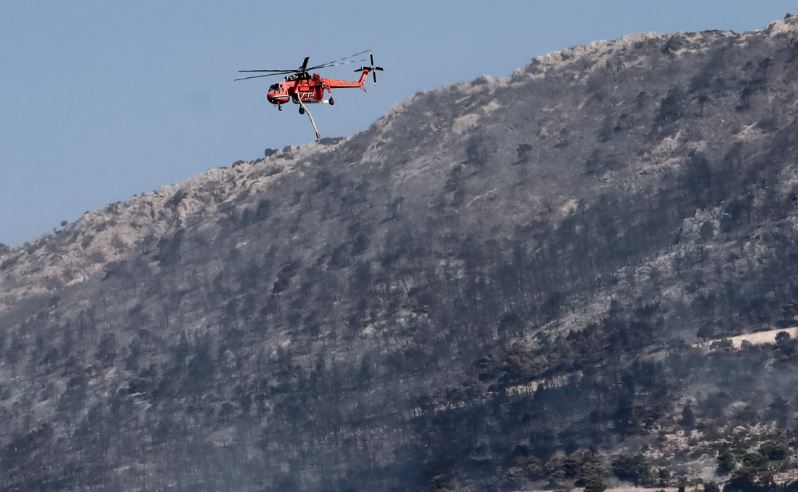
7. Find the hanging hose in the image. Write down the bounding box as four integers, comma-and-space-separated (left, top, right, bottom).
295, 96, 321, 140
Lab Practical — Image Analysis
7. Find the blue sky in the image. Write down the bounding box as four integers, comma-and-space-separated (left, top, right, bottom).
0, 1, 794, 246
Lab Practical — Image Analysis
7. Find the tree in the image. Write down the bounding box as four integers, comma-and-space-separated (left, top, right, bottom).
779, 301, 798, 326
680, 403, 696, 428
722, 475, 765, 492
657, 88, 685, 124
95, 333, 118, 368
766, 397, 790, 427
272, 260, 298, 295
736, 86, 753, 111
185, 335, 215, 394
717, 446, 735, 475
759, 441, 788, 461
680, 152, 713, 208
696, 93, 710, 116
738, 451, 767, 478
611, 454, 651, 485
583, 473, 607, 492
775, 330, 792, 346
697, 324, 715, 342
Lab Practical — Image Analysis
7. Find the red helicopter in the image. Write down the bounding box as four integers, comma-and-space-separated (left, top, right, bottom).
236, 50, 384, 139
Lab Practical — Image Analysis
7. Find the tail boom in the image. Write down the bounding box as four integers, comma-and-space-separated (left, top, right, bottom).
324, 69, 370, 89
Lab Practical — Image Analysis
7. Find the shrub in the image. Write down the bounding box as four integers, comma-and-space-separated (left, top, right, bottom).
611, 454, 651, 485
759, 441, 788, 461
317, 137, 344, 146
166, 189, 188, 210
657, 88, 685, 124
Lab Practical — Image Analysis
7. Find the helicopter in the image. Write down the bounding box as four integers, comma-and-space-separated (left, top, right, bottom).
236, 50, 384, 139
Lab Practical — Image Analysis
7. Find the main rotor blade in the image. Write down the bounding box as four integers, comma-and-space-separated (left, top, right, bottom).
234, 73, 284, 81
306, 49, 372, 71
238, 69, 296, 73
307, 57, 369, 71
238, 50, 374, 78
312, 49, 371, 67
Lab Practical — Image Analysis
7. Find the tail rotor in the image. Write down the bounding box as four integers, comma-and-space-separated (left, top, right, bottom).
355, 51, 384, 84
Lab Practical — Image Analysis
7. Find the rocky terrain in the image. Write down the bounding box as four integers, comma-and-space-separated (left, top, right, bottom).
3, 16, 798, 491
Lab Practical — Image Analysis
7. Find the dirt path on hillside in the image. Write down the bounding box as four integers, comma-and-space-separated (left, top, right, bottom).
696, 326, 798, 350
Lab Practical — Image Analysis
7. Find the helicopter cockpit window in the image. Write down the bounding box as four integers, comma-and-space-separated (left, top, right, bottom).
269, 84, 279, 91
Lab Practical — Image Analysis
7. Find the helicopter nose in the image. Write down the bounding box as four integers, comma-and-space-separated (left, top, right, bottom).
267, 91, 289, 105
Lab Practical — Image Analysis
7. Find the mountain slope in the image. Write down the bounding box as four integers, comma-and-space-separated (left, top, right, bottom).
3, 17, 798, 491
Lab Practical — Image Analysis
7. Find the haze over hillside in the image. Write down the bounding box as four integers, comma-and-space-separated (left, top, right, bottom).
3, 16, 798, 491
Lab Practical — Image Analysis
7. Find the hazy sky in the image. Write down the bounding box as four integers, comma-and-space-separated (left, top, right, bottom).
0, 1, 794, 246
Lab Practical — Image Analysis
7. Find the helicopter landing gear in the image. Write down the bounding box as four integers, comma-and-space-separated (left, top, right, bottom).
299, 106, 305, 115
277, 104, 282, 111
328, 96, 335, 106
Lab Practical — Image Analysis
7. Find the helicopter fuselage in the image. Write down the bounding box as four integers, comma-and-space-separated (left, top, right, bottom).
266, 70, 371, 106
